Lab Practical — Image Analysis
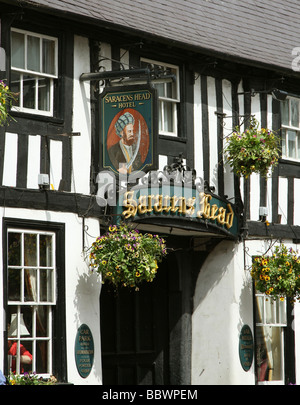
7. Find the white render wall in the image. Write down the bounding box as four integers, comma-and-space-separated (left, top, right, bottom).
0, 206, 102, 385
192, 240, 255, 385
192, 238, 300, 385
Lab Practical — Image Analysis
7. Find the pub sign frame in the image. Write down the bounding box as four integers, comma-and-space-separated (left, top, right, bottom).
100, 84, 158, 175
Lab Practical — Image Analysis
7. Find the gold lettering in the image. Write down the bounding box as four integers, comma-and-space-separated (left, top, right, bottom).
186, 197, 196, 215
197, 193, 212, 218
154, 194, 163, 212
209, 204, 219, 220
162, 195, 171, 213
138, 195, 148, 214
122, 191, 137, 219
170, 195, 179, 213
178, 197, 186, 214
217, 207, 226, 225
147, 195, 154, 212
225, 203, 234, 229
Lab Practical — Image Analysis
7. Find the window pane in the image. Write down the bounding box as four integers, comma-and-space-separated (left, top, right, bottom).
43, 39, 55, 75
27, 35, 40, 72
10, 72, 20, 107
40, 234, 53, 267
24, 233, 37, 266
24, 268, 37, 302
291, 98, 299, 127
36, 340, 49, 373
256, 325, 283, 382
36, 306, 49, 337
23, 76, 36, 109
154, 82, 164, 97
163, 101, 174, 132
11, 31, 25, 69
40, 269, 53, 302
281, 129, 286, 156
288, 130, 297, 158
8, 268, 21, 301
20, 340, 33, 373
8, 232, 21, 265
38, 78, 50, 111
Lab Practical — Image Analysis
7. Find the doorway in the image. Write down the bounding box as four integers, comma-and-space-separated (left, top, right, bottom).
100, 256, 170, 385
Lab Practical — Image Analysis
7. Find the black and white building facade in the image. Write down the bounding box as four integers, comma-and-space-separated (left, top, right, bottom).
0, 0, 300, 385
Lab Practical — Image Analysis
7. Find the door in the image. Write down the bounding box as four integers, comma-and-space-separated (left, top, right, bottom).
100, 258, 169, 385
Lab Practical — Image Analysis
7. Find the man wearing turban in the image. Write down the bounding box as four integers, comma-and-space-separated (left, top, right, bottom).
108, 111, 142, 173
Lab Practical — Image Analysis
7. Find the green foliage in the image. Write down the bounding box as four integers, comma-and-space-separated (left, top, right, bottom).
0, 80, 17, 126
8, 372, 57, 385
250, 244, 300, 301
224, 118, 280, 178
89, 223, 167, 290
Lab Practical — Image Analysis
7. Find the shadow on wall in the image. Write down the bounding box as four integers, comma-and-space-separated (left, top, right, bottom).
193, 239, 237, 307
73, 269, 103, 382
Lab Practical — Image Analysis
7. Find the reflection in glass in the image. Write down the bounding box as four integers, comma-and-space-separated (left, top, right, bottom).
27, 35, 40, 72
24, 269, 37, 302
8, 268, 21, 301
40, 269, 53, 302
291, 98, 299, 128
38, 78, 50, 111
43, 39, 56, 75
11, 31, 25, 69
40, 234, 53, 267
24, 233, 37, 266
8, 233, 21, 266
23, 76, 36, 109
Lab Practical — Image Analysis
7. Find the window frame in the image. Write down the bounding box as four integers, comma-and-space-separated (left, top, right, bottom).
141, 58, 180, 137
254, 293, 286, 385
281, 96, 300, 162
3, 218, 67, 382
10, 27, 58, 117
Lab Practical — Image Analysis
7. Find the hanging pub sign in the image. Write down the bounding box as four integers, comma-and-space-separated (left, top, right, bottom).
100, 85, 158, 175
114, 184, 239, 239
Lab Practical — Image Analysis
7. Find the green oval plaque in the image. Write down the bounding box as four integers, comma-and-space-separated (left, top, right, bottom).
75, 324, 94, 378
239, 324, 253, 372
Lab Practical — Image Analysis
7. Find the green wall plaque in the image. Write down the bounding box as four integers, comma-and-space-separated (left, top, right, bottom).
75, 324, 94, 378
239, 324, 254, 372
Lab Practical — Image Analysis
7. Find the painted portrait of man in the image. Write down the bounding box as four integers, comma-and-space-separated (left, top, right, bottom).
101, 86, 157, 175
107, 109, 149, 174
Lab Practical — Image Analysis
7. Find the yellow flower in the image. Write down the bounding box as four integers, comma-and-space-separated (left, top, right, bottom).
136, 271, 141, 277
280, 296, 285, 301
102, 260, 107, 265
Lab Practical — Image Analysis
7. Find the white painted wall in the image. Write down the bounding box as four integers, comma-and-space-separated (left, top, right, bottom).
72, 35, 92, 195
192, 240, 255, 385
0, 207, 102, 385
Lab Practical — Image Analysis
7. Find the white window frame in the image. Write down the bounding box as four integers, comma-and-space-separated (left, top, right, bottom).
11, 28, 58, 117
255, 293, 287, 385
7, 229, 56, 377
281, 96, 300, 161
141, 58, 180, 137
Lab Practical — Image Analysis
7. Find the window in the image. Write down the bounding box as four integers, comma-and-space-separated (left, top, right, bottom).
6, 228, 57, 376
281, 97, 300, 160
255, 293, 287, 384
141, 59, 180, 137
10, 28, 58, 116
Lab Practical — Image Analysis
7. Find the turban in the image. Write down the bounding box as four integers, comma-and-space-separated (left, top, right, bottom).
115, 112, 135, 137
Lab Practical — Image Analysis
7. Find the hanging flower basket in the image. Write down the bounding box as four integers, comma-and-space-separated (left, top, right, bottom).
250, 244, 300, 302
224, 118, 280, 178
89, 223, 167, 290
0, 80, 17, 127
